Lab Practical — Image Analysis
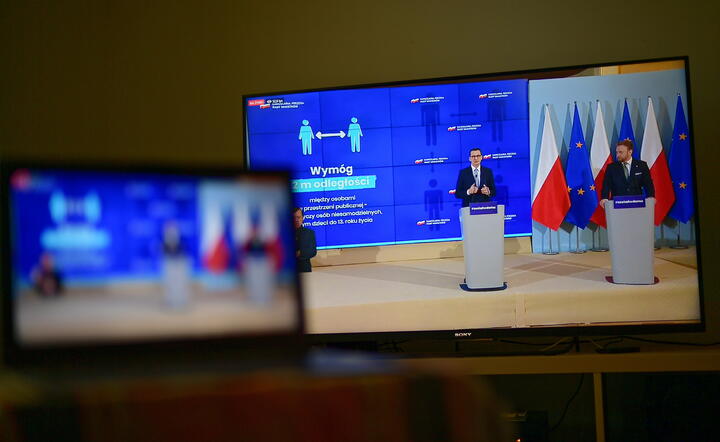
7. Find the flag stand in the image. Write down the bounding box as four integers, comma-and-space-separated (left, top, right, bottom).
590, 226, 608, 252
691, 218, 695, 243
654, 224, 662, 250
543, 229, 559, 255
670, 223, 688, 249
570, 227, 586, 254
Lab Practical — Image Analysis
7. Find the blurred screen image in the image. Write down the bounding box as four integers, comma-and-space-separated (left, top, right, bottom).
5, 168, 300, 346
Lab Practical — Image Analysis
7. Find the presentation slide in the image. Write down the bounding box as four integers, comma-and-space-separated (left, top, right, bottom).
246, 79, 532, 249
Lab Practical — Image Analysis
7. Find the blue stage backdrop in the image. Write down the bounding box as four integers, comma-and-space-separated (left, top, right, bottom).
9, 169, 296, 286
246, 79, 532, 249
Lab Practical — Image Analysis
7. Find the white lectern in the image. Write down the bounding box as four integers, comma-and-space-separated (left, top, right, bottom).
606, 197, 656, 284
460, 204, 506, 291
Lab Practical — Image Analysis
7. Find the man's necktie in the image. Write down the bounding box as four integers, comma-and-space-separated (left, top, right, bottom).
473, 168, 480, 187
624, 162, 630, 179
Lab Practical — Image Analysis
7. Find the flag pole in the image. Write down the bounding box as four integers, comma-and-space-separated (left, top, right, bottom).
571, 227, 586, 254
590, 224, 608, 252
590, 99, 608, 252
544, 228, 559, 255
670, 222, 688, 249
691, 218, 695, 243
600, 226, 610, 251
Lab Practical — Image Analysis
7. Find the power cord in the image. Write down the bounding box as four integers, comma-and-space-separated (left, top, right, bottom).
616, 335, 720, 347
588, 337, 625, 352
371, 335, 719, 356
548, 373, 585, 434
498, 335, 719, 353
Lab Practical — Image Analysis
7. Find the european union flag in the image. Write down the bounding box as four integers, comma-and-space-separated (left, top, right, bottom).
565, 104, 598, 229
668, 95, 694, 223
618, 99, 639, 159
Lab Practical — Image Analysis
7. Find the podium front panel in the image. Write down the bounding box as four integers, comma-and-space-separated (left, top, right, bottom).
460, 205, 505, 289
606, 198, 655, 284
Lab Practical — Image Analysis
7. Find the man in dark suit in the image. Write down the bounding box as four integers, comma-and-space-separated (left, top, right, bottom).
600, 140, 654, 207
294, 207, 317, 272
455, 148, 495, 207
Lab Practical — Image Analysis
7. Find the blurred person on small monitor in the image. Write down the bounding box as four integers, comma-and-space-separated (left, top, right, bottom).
294, 207, 317, 272
31, 252, 63, 297
162, 220, 191, 309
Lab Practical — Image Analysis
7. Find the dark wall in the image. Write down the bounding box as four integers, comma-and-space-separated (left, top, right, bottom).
1, 1, 718, 344
604, 372, 720, 441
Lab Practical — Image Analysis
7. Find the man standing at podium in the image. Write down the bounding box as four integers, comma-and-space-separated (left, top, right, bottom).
455, 148, 495, 207
600, 140, 654, 207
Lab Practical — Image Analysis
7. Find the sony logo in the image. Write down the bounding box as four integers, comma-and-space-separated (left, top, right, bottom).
454, 332, 472, 337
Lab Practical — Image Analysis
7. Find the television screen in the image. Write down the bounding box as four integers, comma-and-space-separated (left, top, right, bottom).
244, 57, 702, 339
1, 165, 302, 352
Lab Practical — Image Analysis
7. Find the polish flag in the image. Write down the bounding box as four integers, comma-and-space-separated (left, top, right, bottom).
532, 105, 570, 230
202, 205, 231, 273
232, 202, 251, 245
589, 102, 613, 228
258, 203, 284, 270
641, 97, 675, 225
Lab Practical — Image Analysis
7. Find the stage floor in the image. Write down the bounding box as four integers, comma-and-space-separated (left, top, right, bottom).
16, 284, 298, 345
303, 248, 701, 334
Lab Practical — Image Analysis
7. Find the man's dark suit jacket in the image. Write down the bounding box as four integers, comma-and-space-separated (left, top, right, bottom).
601, 159, 655, 199
295, 227, 317, 273
455, 166, 495, 207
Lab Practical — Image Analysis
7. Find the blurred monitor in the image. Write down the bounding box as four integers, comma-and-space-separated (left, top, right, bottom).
1, 163, 303, 365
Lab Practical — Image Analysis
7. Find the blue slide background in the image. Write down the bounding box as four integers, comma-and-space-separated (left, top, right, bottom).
247, 79, 532, 249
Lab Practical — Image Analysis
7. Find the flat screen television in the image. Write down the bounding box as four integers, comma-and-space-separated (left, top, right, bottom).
1, 163, 304, 365
246, 56, 703, 342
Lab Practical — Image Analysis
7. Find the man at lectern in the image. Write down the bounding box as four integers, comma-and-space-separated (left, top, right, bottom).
455, 148, 495, 207
600, 140, 654, 207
